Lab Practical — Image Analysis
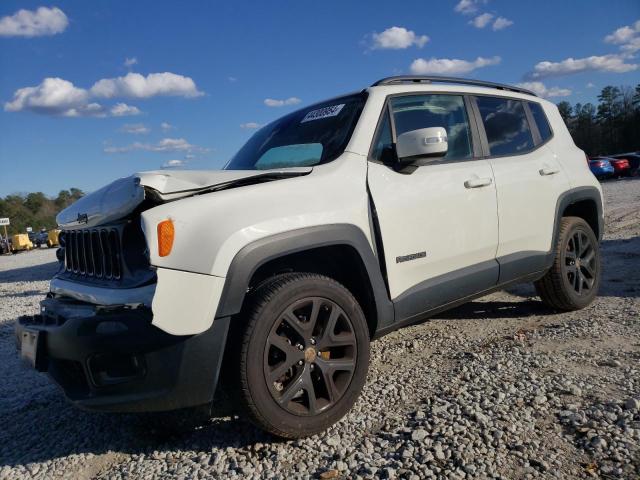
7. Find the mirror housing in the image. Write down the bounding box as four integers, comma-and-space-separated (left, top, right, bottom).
396, 127, 448, 164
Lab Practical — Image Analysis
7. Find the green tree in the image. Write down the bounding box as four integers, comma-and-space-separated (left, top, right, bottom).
597, 86, 622, 152
0, 188, 84, 235
557, 101, 573, 124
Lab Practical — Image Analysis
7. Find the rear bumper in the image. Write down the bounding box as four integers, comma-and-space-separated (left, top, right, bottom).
15, 296, 230, 412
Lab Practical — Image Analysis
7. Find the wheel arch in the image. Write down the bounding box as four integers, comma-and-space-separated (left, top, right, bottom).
215, 224, 395, 336
546, 186, 603, 269
558, 186, 603, 240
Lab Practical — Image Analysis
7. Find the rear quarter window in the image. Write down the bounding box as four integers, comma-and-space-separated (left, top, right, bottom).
476, 96, 534, 156
528, 102, 553, 142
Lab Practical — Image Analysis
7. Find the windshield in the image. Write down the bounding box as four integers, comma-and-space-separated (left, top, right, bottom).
225, 92, 367, 170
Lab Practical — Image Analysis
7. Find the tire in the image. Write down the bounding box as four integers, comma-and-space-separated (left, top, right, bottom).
535, 216, 600, 311
234, 273, 370, 439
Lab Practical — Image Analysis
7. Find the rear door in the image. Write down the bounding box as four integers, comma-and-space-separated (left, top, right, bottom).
472, 96, 571, 283
367, 93, 499, 320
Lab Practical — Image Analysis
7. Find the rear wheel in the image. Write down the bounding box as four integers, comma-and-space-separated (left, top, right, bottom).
535, 216, 600, 311
235, 273, 369, 438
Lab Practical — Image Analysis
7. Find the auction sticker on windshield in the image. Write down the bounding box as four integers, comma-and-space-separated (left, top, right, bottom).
301, 104, 345, 123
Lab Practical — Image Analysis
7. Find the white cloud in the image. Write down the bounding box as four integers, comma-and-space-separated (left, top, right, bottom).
530, 54, 638, 78
4, 78, 88, 115
492, 17, 513, 31
160, 122, 174, 131
228, 76, 237, 83
120, 123, 149, 134
605, 20, 640, 44
110, 103, 141, 116
63, 103, 109, 118
470, 13, 494, 29
240, 122, 262, 129
516, 81, 572, 98
91, 72, 203, 99
0, 7, 68, 37
264, 97, 301, 107
410, 55, 501, 75
604, 20, 640, 53
622, 37, 640, 53
104, 138, 208, 154
370, 26, 429, 50
586, 82, 596, 88
454, 0, 479, 15
5, 72, 200, 118
162, 159, 186, 168
124, 57, 138, 68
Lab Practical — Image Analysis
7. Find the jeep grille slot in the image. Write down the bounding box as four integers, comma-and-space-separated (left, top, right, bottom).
64, 228, 122, 280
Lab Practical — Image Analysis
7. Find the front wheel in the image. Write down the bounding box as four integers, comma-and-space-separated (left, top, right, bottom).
235, 273, 370, 438
535, 216, 600, 311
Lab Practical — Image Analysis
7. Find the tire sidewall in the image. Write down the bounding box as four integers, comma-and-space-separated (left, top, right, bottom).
242, 277, 369, 436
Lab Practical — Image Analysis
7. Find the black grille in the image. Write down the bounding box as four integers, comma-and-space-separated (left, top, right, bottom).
64, 228, 122, 280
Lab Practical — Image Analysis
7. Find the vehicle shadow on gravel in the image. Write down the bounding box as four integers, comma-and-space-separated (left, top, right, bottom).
0, 261, 60, 283
435, 299, 554, 320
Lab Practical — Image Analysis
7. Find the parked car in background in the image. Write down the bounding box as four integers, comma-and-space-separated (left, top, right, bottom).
27, 231, 38, 247
609, 157, 631, 177
610, 153, 640, 176
0, 236, 9, 255
589, 158, 615, 179
33, 229, 49, 248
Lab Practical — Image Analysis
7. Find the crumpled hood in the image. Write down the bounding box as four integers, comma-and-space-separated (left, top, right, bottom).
56, 168, 312, 229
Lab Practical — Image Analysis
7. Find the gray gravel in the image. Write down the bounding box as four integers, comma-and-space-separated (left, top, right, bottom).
1, 178, 639, 479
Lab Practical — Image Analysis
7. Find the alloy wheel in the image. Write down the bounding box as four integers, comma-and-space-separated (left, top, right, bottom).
263, 297, 357, 416
563, 229, 597, 296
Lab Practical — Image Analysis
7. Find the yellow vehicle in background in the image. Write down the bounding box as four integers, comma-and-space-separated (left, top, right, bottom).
47, 229, 61, 248
11, 234, 33, 253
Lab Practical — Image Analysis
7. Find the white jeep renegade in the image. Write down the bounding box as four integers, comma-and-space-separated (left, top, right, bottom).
17, 76, 603, 438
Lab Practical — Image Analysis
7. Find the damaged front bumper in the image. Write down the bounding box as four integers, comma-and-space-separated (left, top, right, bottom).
15, 296, 230, 413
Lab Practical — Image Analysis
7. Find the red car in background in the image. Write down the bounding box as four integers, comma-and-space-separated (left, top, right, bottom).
610, 157, 631, 177
610, 153, 640, 176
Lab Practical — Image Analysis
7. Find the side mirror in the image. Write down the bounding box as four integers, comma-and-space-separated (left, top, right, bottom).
396, 127, 448, 164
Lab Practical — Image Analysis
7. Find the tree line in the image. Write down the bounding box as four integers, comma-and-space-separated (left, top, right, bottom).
0, 189, 84, 236
557, 84, 640, 157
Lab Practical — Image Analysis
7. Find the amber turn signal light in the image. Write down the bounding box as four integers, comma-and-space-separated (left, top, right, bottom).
157, 219, 175, 257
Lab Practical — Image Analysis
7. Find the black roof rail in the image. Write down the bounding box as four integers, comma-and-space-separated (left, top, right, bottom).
371, 75, 537, 97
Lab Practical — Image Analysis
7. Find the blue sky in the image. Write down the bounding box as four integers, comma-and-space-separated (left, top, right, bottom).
0, 0, 638, 196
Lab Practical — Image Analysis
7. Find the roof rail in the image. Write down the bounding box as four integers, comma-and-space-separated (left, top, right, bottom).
371, 75, 537, 97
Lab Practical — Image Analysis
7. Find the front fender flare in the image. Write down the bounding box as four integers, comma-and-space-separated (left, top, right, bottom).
215, 224, 394, 332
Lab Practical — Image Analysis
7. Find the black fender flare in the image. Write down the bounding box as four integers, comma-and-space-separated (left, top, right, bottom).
546, 186, 603, 268
214, 224, 395, 332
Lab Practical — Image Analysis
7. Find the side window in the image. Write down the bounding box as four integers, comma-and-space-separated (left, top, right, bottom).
371, 109, 393, 162
476, 97, 534, 156
390, 94, 473, 160
528, 102, 553, 142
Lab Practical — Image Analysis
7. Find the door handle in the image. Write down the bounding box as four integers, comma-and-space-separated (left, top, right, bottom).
464, 177, 492, 189
539, 167, 559, 176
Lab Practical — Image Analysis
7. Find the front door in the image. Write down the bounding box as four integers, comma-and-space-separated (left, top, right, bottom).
367, 93, 500, 321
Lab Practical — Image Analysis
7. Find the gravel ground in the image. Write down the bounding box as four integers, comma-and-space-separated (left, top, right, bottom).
0, 178, 638, 480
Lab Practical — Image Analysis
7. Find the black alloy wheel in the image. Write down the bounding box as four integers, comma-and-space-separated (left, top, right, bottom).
264, 297, 357, 416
